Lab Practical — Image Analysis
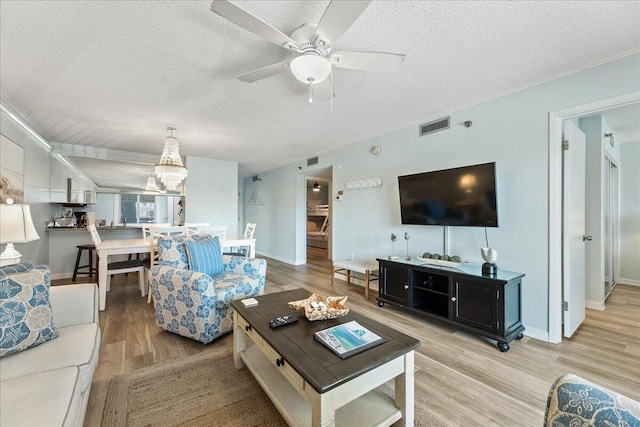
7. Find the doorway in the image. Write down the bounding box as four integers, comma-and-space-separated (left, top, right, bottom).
549, 91, 640, 343
305, 169, 332, 261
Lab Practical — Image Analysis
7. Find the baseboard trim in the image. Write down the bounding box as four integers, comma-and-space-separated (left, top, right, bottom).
586, 300, 605, 310
255, 251, 300, 266
51, 272, 74, 280
522, 326, 548, 342
619, 278, 640, 286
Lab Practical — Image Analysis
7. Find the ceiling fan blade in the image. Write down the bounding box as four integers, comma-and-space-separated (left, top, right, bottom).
313, 0, 371, 44
236, 61, 290, 83
331, 51, 405, 72
312, 78, 335, 102
211, 0, 298, 50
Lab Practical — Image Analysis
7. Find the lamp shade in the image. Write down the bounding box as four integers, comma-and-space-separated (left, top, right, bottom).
0, 204, 39, 243
290, 54, 332, 84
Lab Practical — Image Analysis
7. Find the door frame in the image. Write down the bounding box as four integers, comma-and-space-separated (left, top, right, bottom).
548, 91, 639, 343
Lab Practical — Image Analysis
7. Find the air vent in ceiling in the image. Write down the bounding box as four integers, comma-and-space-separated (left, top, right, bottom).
419, 117, 450, 137
307, 156, 319, 167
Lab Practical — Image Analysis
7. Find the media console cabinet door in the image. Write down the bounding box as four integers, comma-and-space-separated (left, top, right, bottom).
380, 263, 411, 306
451, 278, 499, 333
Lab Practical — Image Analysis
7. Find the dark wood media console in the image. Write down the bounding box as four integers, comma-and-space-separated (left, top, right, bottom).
376, 258, 525, 352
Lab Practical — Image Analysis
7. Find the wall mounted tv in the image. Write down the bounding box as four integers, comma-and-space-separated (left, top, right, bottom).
398, 162, 498, 227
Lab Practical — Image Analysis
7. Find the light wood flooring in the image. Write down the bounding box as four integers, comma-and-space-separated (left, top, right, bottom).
53, 247, 640, 426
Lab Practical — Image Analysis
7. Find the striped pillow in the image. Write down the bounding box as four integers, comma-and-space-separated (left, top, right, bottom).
185, 236, 224, 277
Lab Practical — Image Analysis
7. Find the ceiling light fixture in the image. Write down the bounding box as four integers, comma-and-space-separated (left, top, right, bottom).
290, 54, 332, 85
144, 174, 166, 194
313, 181, 321, 192
155, 127, 188, 191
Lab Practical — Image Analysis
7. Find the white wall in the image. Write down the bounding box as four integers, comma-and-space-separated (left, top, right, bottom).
242, 53, 640, 340
620, 141, 640, 285
184, 156, 239, 237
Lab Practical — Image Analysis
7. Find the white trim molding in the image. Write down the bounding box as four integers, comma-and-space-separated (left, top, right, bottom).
585, 300, 605, 311
0, 102, 51, 152
548, 91, 640, 344
620, 278, 640, 286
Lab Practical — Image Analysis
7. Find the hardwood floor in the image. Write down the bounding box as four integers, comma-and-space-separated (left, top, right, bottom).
53, 247, 640, 426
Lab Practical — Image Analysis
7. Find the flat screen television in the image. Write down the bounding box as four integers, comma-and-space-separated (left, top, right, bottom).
398, 162, 498, 227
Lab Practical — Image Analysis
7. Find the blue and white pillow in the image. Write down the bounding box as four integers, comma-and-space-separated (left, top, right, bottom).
0, 265, 58, 358
185, 236, 224, 277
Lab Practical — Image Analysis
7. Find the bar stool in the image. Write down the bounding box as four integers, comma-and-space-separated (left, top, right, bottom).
72, 244, 96, 281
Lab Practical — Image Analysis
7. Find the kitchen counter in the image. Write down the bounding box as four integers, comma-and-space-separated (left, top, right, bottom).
47, 226, 145, 279
46, 225, 142, 232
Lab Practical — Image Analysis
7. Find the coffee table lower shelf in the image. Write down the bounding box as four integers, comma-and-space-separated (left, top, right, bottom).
240, 344, 403, 427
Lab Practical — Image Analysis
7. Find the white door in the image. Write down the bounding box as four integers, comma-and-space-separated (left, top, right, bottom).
562, 120, 587, 338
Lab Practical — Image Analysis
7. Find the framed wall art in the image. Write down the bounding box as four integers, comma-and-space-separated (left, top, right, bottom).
0, 134, 24, 203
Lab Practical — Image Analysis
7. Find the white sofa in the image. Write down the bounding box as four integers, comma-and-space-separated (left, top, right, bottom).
0, 282, 101, 427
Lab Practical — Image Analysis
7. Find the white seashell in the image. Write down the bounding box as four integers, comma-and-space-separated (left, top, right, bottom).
481, 247, 497, 264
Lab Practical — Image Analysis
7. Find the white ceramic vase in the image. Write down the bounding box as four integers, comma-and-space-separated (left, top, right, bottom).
481, 247, 498, 264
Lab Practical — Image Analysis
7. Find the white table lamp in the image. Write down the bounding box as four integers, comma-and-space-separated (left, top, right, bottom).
0, 199, 40, 267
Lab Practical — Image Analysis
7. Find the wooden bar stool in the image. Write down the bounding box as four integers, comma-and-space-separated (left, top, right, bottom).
72, 244, 96, 281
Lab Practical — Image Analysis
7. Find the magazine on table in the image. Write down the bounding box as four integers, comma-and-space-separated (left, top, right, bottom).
314, 320, 385, 359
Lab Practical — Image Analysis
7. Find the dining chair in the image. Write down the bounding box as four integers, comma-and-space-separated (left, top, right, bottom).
185, 222, 210, 235
146, 225, 188, 302
194, 224, 228, 241
86, 224, 146, 296
223, 222, 256, 257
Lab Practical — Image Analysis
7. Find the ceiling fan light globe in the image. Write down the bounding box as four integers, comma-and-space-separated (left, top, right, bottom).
290, 54, 331, 84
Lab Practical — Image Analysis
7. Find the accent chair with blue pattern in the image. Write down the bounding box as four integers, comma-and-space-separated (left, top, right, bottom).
544, 373, 640, 427
149, 234, 267, 344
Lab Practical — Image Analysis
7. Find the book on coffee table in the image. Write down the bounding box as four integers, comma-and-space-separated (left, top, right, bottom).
314, 320, 385, 359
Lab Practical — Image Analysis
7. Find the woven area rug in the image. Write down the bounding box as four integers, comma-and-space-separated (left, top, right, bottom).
101, 346, 445, 427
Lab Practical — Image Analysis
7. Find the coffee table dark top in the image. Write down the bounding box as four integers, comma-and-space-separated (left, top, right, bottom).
231, 288, 420, 394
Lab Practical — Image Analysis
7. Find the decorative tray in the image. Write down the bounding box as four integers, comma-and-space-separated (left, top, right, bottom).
288, 293, 349, 321
416, 257, 467, 267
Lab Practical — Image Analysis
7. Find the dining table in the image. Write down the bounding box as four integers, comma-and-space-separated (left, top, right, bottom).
96, 236, 257, 310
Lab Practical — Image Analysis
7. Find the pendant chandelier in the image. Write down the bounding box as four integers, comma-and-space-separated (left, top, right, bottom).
155, 127, 187, 191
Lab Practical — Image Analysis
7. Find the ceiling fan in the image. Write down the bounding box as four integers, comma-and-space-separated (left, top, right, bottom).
210, 0, 405, 102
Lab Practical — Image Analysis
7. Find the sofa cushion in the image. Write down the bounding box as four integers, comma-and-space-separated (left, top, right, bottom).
186, 236, 224, 277
0, 367, 81, 427
0, 266, 58, 357
0, 323, 100, 394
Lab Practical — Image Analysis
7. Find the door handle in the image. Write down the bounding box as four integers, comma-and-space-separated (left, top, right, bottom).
451, 297, 457, 302
404, 285, 409, 290
583, 235, 593, 241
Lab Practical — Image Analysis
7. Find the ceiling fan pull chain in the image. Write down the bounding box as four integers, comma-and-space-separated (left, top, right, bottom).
309, 81, 313, 103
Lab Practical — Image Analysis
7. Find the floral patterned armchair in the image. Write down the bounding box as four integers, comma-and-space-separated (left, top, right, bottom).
544, 374, 639, 426
149, 234, 266, 344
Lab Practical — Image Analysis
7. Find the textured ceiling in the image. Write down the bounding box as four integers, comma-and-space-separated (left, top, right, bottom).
601, 103, 640, 144
1, 1, 639, 183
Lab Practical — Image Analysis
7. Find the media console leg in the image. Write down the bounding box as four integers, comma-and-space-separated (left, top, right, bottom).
516, 333, 524, 340
378, 300, 385, 308
497, 341, 510, 352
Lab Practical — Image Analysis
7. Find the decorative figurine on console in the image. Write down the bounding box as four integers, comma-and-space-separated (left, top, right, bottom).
404, 232, 411, 261
388, 233, 399, 260
481, 247, 498, 275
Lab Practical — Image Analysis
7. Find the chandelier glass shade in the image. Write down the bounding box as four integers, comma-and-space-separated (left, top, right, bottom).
290, 54, 332, 84
155, 127, 187, 191
145, 175, 161, 192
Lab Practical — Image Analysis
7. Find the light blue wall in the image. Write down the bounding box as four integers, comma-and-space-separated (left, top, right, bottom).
242, 53, 640, 339
184, 156, 239, 237
620, 141, 640, 284
1, 115, 53, 265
